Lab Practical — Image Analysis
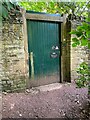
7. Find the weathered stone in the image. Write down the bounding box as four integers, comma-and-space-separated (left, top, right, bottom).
71, 22, 88, 80
0, 20, 26, 92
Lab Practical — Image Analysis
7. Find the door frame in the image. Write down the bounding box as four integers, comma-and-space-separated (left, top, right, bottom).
22, 9, 71, 86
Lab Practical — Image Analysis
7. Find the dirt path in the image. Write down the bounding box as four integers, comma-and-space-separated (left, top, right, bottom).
2, 82, 89, 119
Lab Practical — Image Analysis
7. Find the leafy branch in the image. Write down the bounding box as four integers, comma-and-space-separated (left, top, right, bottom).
70, 20, 90, 48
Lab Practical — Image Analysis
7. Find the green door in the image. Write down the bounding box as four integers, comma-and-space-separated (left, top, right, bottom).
27, 20, 61, 86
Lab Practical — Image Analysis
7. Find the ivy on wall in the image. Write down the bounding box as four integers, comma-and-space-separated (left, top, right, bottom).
1, 0, 22, 23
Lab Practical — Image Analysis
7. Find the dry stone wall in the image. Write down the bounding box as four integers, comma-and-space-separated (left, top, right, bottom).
71, 45, 88, 80
1, 21, 26, 92
71, 21, 88, 80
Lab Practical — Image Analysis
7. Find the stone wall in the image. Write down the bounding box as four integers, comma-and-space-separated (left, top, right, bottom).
0, 17, 88, 91
71, 45, 88, 80
1, 21, 26, 92
71, 21, 88, 80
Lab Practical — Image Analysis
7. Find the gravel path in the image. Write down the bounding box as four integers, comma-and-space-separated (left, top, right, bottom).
2, 82, 89, 119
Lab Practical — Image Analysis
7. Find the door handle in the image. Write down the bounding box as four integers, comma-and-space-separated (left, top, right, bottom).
50, 52, 58, 58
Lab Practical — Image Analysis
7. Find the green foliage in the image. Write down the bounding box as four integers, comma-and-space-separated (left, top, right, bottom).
19, 2, 59, 13
2, 1, 89, 21
70, 21, 90, 48
18, 1, 88, 17
76, 62, 89, 88
1, 0, 20, 20
70, 15, 90, 89
69, 1, 90, 90
1, 1, 13, 19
